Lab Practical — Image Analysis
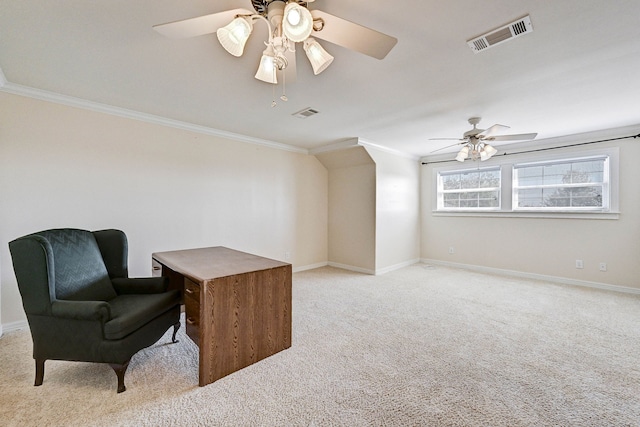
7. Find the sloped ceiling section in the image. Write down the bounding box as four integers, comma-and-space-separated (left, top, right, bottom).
0, 1, 639, 158
315, 146, 374, 170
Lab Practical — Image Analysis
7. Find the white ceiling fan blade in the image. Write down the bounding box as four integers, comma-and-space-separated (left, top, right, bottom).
428, 138, 465, 141
153, 8, 253, 39
478, 124, 510, 139
430, 141, 467, 153
486, 133, 538, 141
310, 10, 397, 59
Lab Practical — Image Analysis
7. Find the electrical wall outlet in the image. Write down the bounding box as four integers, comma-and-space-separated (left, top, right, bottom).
599, 262, 607, 272
575, 259, 584, 269
449, 247, 455, 254
284, 251, 291, 260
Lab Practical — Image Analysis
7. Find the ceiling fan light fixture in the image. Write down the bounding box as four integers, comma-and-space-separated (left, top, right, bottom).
303, 38, 333, 75
480, 143, 498, 161
255, 46, 278, 84
282, 2, 313, 42
217, 17, 253, 57
455, 146, 470, 162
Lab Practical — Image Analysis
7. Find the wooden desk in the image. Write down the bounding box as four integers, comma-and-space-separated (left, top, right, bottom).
152, 247, 292, 386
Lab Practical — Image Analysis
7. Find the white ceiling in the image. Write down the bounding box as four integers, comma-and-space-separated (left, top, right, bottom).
1, 0, 639, 158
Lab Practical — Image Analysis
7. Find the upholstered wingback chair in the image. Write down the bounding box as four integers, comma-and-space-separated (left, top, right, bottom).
9, 228, 181, 393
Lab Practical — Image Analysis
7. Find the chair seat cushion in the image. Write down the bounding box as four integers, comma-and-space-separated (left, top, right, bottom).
104, 291, 179, 340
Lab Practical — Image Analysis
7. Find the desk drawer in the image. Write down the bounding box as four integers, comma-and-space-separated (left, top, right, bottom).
184, 278, 200, 303
184, 278, 200, 346
151, 259, 162, 277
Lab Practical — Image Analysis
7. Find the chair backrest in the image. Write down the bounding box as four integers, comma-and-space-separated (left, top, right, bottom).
10, 229, 117, 304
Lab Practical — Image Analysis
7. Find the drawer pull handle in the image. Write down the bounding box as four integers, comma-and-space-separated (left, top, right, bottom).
153, 266, 161, 271
186, 317, 196, 325
185, 288, 195, 294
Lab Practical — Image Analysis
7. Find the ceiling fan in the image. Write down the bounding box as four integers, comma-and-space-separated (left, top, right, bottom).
430, 117, 538, 162
153, 0, 397, 90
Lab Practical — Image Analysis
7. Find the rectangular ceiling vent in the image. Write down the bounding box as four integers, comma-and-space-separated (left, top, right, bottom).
467, 15, 533, 53
292, 107, 319, 119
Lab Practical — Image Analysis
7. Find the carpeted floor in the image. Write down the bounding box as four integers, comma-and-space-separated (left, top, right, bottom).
1, 264, 639, 426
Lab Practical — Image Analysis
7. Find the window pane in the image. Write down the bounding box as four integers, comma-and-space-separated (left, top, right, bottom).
514, 156, 608, 210
546, 187, 602, 207
517, 166, 543, 186
569, 187, 602, 207
571, 160, 604, 183
542, 163, 568, 185
460, 172, 478, 189
479, 171, 500, 188
442, 175, 460, 190
438, 167, 500, 210
460, 191, 479, 201
443, 193, 460, 208
479, 190, 500, 207
517, 188, 543, 208
441, 168, 499, 191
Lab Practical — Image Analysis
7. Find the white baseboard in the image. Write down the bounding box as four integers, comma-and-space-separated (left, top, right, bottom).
327, 262, 376, 275
293, 262, 329, 273
421, 258, 640, 295
1, 319, 29, 336
303, 259, 422, 276
375, 259, 422, 275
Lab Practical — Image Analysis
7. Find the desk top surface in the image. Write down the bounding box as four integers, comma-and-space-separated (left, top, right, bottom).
152, 246, 290, 283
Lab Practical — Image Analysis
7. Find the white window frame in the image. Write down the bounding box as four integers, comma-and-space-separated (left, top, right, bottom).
431, 146, 619, 219
512, 155, 610, 212
436, 166, 501, 211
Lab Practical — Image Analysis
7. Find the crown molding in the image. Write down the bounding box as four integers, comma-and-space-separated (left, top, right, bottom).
0, 77, 308, 155
308, 138, 360, 155
0, 67, 422, 160
310, 137, 420, 161
358, 138, 420, 161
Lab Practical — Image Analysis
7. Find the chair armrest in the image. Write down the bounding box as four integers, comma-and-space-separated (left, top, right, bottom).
51, 300, 111, 322
112, 277, 169, 294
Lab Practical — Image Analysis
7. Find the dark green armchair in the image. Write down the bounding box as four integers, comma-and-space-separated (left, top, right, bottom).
9, 228, 181, 393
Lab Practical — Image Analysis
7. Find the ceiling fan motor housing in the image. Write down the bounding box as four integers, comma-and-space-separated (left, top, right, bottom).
463, 117, 484, 138
252, 0, 309, 15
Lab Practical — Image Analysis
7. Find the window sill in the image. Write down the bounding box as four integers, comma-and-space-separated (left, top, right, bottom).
432, 210, 620, 220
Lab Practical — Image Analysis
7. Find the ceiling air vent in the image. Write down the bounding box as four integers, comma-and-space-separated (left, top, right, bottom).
467, 15, 533, 53
292, 107, 319, 119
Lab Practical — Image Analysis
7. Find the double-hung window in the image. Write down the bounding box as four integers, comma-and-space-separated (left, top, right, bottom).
437, 167, 501, 210
512, 156, 609, 211
432, 147, 617, 217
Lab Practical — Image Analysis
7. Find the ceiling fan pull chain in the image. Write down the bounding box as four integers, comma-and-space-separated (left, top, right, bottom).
281, 68, 288, 102
271, 81, 277, 107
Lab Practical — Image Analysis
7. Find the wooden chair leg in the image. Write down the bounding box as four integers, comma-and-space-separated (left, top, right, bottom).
35, 359, 45, 386
109, 360, 130, 393
171, 321, 180, 343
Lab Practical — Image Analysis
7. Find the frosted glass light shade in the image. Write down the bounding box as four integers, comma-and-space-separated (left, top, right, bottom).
303, 38, 333, 75
216, 17, 252, 57
282, 2, 313, 42
255, 47, 277, 84
480, 143, 497, 161
455, 146, 469, 162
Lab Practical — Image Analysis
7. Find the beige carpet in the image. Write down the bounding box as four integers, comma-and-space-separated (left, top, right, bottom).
1, 265, 639, 426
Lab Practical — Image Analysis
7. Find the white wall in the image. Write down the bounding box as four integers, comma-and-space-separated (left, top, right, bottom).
327, 161, 377, 273
365, 147, 421, 273
0, 92, 328, 328
316, 145, 421, 274
421, 128, 640, 289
